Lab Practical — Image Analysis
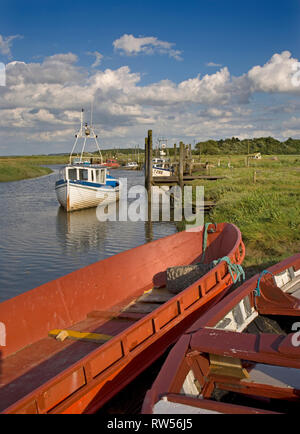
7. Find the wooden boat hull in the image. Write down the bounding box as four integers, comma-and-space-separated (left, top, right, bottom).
143, 253, 300, 415
0, 223, 244, 414
124, 165, 139, 170
55, 180, 120, 212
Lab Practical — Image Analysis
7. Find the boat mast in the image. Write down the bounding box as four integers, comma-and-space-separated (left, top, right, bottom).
69, 107, 103, 164
158, 137, 168, 158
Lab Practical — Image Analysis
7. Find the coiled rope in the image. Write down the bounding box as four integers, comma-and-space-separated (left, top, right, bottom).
211, 256, 245, 284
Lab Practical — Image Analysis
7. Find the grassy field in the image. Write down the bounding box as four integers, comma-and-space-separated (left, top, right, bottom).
0, 155, 69, 182
0, 152, 143, 182
185, 154, 300, 275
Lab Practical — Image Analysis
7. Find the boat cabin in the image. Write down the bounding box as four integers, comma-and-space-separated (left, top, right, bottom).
61, 165, 107, 185
152, 157, 172, 170
153, 157, 167, 166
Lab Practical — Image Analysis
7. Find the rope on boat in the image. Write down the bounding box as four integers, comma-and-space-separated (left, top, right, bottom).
201, 223, 245, 284
210, 256, 245, 284
201, 222, 217, 263
254, 270, 274, 297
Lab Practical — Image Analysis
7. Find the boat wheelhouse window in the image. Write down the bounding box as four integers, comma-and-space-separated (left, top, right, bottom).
68, 168, 77, 180
79, 169, 88, 181
95, 169, 105, 184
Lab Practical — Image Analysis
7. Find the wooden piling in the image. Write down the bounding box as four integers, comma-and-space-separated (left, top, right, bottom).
179, 141, 184, 190
147, 130, 153, 203
144, 136, 149, 188
174, 143, 177, 162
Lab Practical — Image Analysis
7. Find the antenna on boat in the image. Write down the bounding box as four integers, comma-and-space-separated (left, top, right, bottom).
80, 108, 84, 136
69, 107, 103, 165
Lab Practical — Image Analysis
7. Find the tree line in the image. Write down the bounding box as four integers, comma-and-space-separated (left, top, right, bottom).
194, 137, 300, 155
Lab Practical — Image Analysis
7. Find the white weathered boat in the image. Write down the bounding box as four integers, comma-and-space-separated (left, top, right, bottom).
55, 165, 120, 212
55, 109, 120, 212
124, 161, 139, 170
152, 157, 173, 177
152, 138, 174, 177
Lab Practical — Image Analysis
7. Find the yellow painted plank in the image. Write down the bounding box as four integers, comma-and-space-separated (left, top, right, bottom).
209, 354, 250, 379
49, 329, 112, 343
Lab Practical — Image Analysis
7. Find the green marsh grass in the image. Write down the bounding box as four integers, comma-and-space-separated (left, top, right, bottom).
0, 155, 68, 182
187, 155, 300, 275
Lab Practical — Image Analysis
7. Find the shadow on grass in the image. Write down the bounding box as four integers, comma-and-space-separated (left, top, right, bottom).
243, 260, 280, 280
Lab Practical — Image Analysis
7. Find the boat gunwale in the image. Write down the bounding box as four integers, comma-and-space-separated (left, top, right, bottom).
187, 252, 300, 333
0, 223, 238, 309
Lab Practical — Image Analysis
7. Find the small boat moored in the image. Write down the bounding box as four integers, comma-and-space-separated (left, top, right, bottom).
55, 165, 120, 212
103, 159, 120, 169
55, 109, 120, 212
152, 157, 174, 177
152, 138, 174, 177
124, 161, 139, 170
142, 253, 300, 415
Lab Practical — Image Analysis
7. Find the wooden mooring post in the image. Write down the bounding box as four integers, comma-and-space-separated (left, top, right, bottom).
144, 132, 218, 215
145, 130, 153, 205
144, 136, 149, 188
179, 141, 184, 190
174, 143, 177, 163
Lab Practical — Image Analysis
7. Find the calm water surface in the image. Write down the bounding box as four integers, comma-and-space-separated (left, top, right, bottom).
0, 166, 177, 302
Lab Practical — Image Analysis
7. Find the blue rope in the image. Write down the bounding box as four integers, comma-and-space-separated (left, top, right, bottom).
201, 223, 217, 263
210, 256, 245, 284
200, 224, 245, 285
254, 270, 274, 297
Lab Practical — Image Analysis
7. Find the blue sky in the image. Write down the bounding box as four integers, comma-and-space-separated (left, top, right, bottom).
0, 0, 300, 154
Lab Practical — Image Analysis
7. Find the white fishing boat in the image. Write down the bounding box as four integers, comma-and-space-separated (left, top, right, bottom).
152, 138, 174, 177
124, 161, 139, 170
55, 109, 120, 212
152, 157, 173, 177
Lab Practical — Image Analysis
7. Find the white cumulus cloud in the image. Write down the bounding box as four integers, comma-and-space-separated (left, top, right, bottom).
247, 51, 300, 93
113, 34, 183, 61
1, 50, 300, 153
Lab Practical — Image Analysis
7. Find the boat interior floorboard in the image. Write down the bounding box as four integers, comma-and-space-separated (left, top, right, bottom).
0, 287, 173, 411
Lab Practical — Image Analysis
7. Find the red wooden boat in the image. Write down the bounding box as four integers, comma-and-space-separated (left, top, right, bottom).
0, 223, 244, 414
103, 159, 120, 168
142, 253, 300, 415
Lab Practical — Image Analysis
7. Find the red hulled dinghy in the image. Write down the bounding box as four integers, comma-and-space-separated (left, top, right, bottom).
142, 253, 300, 415
0, 223, 244, 414
103, 159, 120, 168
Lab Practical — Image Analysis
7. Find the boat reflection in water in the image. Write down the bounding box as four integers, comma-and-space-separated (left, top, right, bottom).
56, 202, 177, 261
56, 206, 108, 255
